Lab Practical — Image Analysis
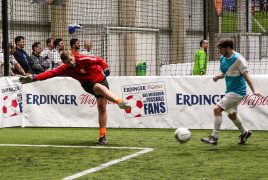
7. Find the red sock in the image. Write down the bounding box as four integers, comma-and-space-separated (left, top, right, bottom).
100, 128, 106, 138
116, 99, 123, 104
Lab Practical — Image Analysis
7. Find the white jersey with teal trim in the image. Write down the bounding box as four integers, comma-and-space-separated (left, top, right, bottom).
219, 52, 249, 97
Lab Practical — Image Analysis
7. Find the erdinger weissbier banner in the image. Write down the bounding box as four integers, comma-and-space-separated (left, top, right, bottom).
21, 76, 268, 130
0, 77, 23, 128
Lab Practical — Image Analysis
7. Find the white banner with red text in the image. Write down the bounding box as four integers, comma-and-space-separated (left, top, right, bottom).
18, 75, 268, 130
0, 76, 23, 128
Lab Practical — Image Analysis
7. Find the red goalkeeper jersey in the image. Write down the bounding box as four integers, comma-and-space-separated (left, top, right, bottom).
36, 55, 108, 83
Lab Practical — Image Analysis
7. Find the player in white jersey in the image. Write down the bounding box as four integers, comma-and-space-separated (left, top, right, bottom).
201, 38, 264, 146
0, 42, 26, 76
47, 38, 64, 70
40, 38, 54, 71
80, 40, 94, 56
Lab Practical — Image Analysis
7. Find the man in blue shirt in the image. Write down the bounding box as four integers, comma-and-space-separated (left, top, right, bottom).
13, 36, 33, 75
201, 38, 264, 146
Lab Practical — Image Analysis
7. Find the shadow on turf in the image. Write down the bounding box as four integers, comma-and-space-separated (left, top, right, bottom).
201, 143, 255, 152
42, 140, 101, 146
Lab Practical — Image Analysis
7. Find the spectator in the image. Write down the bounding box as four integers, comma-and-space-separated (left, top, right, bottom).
264, 0, 268, 16
260, 0, 265, 15
48, 38, 64, 70
70, 38, 80, 56
252, 1, 255, 16
13, 36, 33, 75
40, 38, 54, 70
193, 40, 209, 75
30, 42, 50, 75
80, 40, 94, 56
0, 42, 27, 77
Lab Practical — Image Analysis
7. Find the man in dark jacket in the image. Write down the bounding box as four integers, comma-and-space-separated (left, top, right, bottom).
30, 42, 50, 74
13, 36, 33, 75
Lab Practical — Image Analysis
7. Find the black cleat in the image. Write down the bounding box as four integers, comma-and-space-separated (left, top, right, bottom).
201, 135, 218, 146
238, 130, 252, 145
99, 135, 108, 145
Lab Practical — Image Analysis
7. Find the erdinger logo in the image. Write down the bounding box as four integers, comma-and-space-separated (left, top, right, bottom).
239, 94, 268, 108
125, 95, 143, 118
176, 94, 225, 106
80, 94, 97, 107
1, 85, 23, 118
79, 94, 115, 106
122, 81, 168, 118
2, 95, 21, 117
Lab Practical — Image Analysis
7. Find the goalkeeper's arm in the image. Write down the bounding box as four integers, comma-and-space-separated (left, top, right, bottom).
19, 65, 67, 84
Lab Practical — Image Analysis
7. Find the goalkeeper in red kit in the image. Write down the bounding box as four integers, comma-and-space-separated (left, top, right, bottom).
19, 50, 131, 144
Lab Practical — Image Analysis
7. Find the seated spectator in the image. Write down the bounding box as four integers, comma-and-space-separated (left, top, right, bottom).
40, 38, 54, 70
48, 38, 64, 70
13, 36, 33, 75
70, 38, 80, 56
30, 42, 50, 75
0, 42, 27, 77
80, 40, 94, 56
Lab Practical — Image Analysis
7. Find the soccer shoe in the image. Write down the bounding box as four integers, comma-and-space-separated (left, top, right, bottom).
238, 130, 252, 145
118, 101, 131, 110
201, 135, 218, 146
99, 135, 108, 145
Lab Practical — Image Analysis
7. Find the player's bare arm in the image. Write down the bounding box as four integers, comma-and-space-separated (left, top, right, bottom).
242, 71, 264, 98
14, 63, 26, 76
213, 71, 224, 82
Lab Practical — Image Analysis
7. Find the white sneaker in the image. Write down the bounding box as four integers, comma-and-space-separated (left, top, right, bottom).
201, 135, 218, 146
118, 101, 131, 110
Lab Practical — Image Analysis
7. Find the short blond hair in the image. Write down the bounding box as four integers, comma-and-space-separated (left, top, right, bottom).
60, 50, 71, 62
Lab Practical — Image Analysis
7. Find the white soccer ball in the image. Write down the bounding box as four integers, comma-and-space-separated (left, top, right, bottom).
174, 127, 191, 144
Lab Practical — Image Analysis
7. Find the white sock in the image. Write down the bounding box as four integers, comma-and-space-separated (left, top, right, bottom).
232, 115, 247, 134
212, 116, 222, 138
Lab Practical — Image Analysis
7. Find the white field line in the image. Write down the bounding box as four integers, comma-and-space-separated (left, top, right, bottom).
252, 16, 266, 32
0, 144, 154, 180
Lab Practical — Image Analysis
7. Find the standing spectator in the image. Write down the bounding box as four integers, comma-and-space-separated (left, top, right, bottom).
0, 42, 27, 76
70, 38, 80, 56
48, 38, 64, 70
30, 42, 50, 75
193, 40, 209, 75
80, 40, 94, 56
252, 1, 255, 16
264, 0, 268, 16
13, 36, 33, 75
228, 1, 233, 16
40, 38, 54, 69
260, 0, 265, 15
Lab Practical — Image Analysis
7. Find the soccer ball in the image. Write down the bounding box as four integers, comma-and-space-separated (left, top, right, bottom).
174, 127, 191, 144
2, 95, 20, 117
125, 95, 143, 118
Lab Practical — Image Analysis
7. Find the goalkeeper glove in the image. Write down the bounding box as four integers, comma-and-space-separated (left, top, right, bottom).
19, 76, 33, 84
102, 68, 110, 77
